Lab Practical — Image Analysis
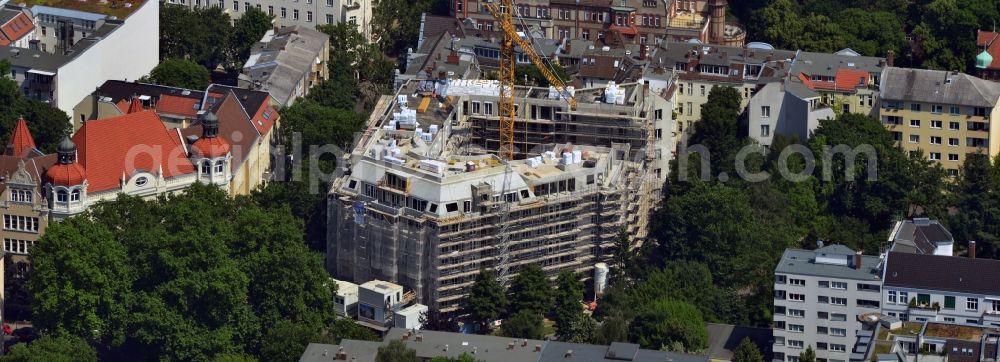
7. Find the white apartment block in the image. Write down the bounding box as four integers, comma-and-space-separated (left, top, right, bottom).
772, 245, 884, 362
164, 0, 373, 40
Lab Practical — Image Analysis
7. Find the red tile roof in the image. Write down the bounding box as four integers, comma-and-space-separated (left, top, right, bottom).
977, 30, 1000, 70
834, 69, 869, 91
797, 73, 814, 89
6, 117, 37, 158
72, 111, 194, 193
116, 99, 130, 114
0, 12, 33, 47
190, 137, 230, 158
155, 94, 200, 117
248, 102, 278, 135
182, 92, 270, 173
46, 162, 87, 186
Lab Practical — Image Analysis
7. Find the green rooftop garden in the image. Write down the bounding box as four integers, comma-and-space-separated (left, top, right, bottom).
17, 0, 144, 19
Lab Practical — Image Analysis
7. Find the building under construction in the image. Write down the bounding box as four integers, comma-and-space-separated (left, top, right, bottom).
326, 78, 674, 314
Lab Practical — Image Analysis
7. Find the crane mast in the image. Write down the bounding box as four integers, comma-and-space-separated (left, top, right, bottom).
485, 0, 576, 286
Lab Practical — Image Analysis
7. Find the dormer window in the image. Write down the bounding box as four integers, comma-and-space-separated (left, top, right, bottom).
202, 161, 211, 175
214, 160, 225, 173
70, 189, 80, 202
135, 177, 148, 187
56, 190, 68, 203
9, 189, 32, 203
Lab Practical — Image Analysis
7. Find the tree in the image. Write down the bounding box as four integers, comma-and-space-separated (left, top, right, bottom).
688, 86, 746, 177
465, 269, 508, 332
429, 354, 481, 362
627, 300, 707, 352
259, 321, 319, 362
28, 217, 134, 347
30, 184, 338, 360
561, 314, 599, 344
515, 63, 570, 87
800, 346, 817, 362
552, 271, 584, 338
500, 311, 545, 339
0, 336, 97, 362
232, 7, 273, 62
508, 264, 551, 316
159, 5, 233, 69
376, 340, 419, 362
211, 354, 260, 362
143, 58, 211, 90
733, 337, 764, 362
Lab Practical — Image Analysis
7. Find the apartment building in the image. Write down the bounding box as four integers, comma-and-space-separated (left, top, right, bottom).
879, 67, 1000, 177
0, 0, 158, 116
1, 118, 52, 261
772, 245, 884, 362
239, 25, 330, 107
747, 49, 886, 145
327, 79, 672, 313
452, 0, 742, 47
882, 251, 1000, 329
164, 0, 372, 40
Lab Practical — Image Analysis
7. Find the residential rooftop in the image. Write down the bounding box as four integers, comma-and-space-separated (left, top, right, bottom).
883, 251, 1000, 296
775, 245, 882, 281
880, 67, 1000, 107
888, 218, 954, 255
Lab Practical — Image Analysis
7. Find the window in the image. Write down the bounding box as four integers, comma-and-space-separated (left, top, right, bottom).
949, 121, 960, 130
788, 309, 805, 318
818, 296, 829, 304
293, 9, 299, 19
944, 317, 955, 323
974, 107, 989, 117
327, 0, 333, 5
929, 152, 941, 161
56, 190, 67, 202
307, 11, 312, 22
281, 7, 286, 18
932, 105, 943, 113
931, 120, 942, 128
831, 313, 847, 321
788, 324, 804, 333
9, 189, 32, 203
830, 328, 847, 337
950, 106, 960, 115
268, 5, 273, 15
967, 319, 980, 325
816, 343, 828, 350
788, 293, 805, 302
949, 154, 959, 161
888, 290, 897, 304
215, 161, 224, 173
968, 297, 979, 311
348, 16, 356, 24
831, 297, 847, 306
910, 119, 921, 127
818, 311, 829, 319
789, 278, 805, 286
678, 102, 685, 115
774, 321, 785, 329
232, 0, 238, 10
831, 281, 847, 290
884, 116, 902, 125
992, 300, 1000, 313
917, 294, 931, 305
70, 190, 80, 202
909, 134, 919, 143
484, 102, 494, 115
762, 106, 771, 117
788, 340, 804, 349
831, 344, 846, 352
910, 103, 921, 112
201, 161, 211, 174
326, 14, 333, 23
760, 125, 770, 137
3, 215, 39, 233
687, 103, 692, 115
135, 176, 148, 187
787, 356, 800, 362
700, 85, 706, 96
817, 326, 828, 334
949, 138, 959, 146
3, 238, 33, 255
776, 275, 786, 284
945, 296, 956, 310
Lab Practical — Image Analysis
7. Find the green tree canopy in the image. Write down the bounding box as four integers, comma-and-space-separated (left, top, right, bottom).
627, 300, 707, 352
143, 58, 211, 90
500, 311, 545, 340
376, 340, 419, 362
733, 337, 764, 362
29, 184, 337, 361
159, 5, 233, 70
0, 336, 97, 362
508, 264, 552, 316
232, 7, 273, 62
800, 346, 817, 362
552, 271, 584, 339
465, 269, 508, 331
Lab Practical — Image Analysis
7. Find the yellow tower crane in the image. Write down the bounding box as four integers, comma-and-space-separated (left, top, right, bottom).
484, 1, 576, 285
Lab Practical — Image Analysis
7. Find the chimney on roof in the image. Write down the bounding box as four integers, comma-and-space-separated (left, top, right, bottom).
854, 251, 862, 270
886, 50, 894, 67
969, 240, 977, 259
565, 40, 572, 54
639, 44, 647, 60
522, 339, 528, 347
336, 347, 347, 360
447, 49, 460, 65
415, 334, 423, 342
534, 344, 542, 352
565, 350, 574, 358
